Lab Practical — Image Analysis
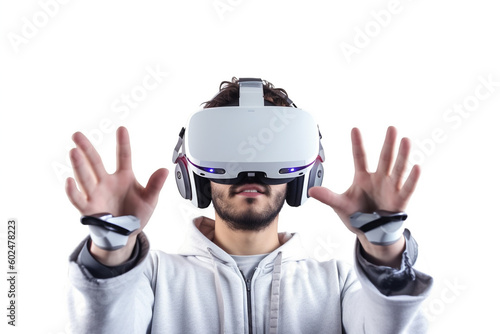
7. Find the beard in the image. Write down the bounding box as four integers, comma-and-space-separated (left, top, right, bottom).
211, 178, 287, 232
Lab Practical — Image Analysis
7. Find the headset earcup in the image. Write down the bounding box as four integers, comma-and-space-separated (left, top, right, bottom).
174, 155, 212, 208
286, 176, 305, 207
193, 173, 212, 209
286, 159, 324, 207
307, 159, 324, 194
175, 157, 192, 200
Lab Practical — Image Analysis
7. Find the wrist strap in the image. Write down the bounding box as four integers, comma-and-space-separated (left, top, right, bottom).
80, 214, 140, 251
350, 211, 407, 245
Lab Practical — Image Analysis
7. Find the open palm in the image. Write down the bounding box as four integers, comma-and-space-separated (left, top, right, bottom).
309, 126, 420, 236
65, 127, 168, 234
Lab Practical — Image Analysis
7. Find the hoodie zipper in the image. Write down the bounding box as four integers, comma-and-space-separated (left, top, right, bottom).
240, 269, 256, 334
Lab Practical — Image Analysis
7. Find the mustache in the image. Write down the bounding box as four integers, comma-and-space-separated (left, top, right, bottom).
228, 177, 271, 196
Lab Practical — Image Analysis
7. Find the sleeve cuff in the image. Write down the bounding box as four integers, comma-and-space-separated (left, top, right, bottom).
77, 236, 141, 279
356, 229, 419, 296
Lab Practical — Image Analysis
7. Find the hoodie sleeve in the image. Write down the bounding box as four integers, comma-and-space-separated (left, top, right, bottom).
77, 237, 141, 278
341, 229, 433, 333
67, 233, 154, 334
356, 229, 429, 297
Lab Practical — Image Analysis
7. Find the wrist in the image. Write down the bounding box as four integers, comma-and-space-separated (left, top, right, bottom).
89, 234, 138, 267
358, 234, 405, 269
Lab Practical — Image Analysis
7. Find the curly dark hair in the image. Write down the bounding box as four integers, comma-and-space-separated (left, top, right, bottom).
202, 77, 294, 108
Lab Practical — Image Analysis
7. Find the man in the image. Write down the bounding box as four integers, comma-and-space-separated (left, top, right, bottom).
66, 78, 433, 333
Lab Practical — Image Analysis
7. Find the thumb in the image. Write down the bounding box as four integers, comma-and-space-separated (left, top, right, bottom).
143, 168, 169, 203
308, 186, 346, 212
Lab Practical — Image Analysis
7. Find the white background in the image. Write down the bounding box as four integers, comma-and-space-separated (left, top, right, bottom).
1, 0, 499, 333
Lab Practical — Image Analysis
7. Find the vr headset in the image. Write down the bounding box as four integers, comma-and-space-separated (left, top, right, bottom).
172, 78, 325, 208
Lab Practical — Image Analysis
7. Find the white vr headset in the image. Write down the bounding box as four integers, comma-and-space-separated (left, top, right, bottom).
172, 78, 325, 208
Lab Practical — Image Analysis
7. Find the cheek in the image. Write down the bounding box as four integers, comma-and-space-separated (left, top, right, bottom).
210, 183, 230, 200
276, 184, 288, 194
272, 184, 288, 199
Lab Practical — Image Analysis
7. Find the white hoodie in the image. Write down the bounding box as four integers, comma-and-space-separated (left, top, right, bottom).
67, 217, 433, 334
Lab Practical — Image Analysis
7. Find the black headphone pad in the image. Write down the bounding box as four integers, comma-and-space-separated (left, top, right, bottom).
193, 173, 212, 209
286, 175, 305, 207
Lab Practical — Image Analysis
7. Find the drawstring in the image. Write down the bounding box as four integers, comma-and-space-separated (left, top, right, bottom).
208, 248, 225, 334
269, 252, 283, 334
208, 248, 284, 334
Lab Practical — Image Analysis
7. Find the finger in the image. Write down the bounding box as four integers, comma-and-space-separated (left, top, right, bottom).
143, 168, 169, 204
400, 164, 421, 201
308, 186, 348, 212
376, 126, 397, 175
116, 127, 132, 171
69, 147, 97, 195
391, 137, 411, 189
65, 177, 87, 211
72, 132, 107, 181
351, 128, 368, 173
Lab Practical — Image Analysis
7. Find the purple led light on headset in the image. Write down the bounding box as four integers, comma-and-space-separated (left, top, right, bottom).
187, 158, 226, 175
278, 160, 316, 174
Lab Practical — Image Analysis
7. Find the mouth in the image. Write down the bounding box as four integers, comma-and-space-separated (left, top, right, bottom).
233, 184, 268, 197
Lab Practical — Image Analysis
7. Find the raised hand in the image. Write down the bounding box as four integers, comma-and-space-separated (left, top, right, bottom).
309, 126, 420, 266
65, 126, 168, 265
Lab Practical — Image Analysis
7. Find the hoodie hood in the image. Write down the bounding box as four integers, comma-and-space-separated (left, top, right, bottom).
179, 217, 307, 334
178, 216, 309, 270
177, 216, 310, 334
